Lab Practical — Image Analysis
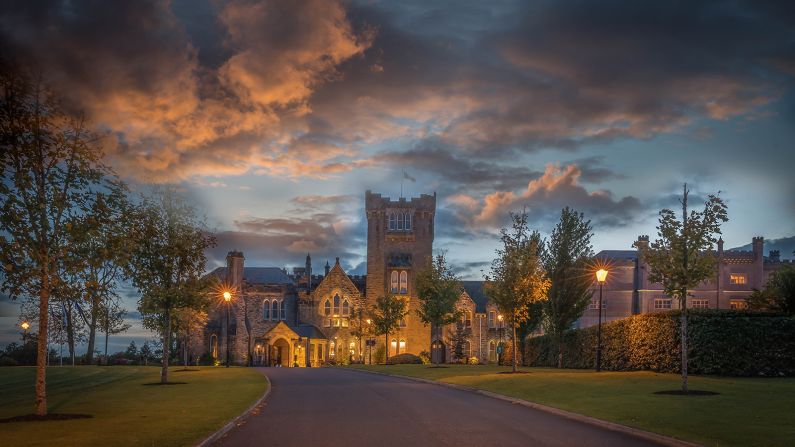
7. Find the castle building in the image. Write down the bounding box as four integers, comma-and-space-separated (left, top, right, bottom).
197, 191, 790, 366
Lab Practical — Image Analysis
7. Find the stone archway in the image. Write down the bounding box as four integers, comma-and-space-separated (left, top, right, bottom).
271, 337, 291, 367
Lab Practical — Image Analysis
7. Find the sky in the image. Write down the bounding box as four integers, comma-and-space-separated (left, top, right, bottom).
1, 0, 794, 351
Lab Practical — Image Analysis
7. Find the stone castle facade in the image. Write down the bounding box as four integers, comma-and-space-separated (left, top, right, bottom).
197, 190, 790, 366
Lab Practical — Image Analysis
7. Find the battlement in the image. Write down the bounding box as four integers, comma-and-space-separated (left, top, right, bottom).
365, 190, 436, 211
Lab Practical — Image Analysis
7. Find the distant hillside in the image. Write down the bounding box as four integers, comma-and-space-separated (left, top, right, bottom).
729, 236, 795, 259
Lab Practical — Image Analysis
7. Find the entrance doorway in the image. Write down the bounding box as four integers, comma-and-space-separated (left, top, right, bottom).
271, 338, 290, 367
431, 340, 446, 364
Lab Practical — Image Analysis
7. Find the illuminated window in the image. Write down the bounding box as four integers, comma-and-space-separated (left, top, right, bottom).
349, 342, 356, 356
341, 319, 349, 327
488, 311, 495, 328
324, 300, 331, 316
463, 311, 472, 328
488, 340, 496, 362
588, 299, 607, 310
390, 339, 397, 353
405, 212, 411, 230
333, 318, 341, 327
399, 339, 406, 353
390, 271, 399, 293
654, 299, 672, 309
691, 299, 709, 309
397, 212, 404, 230
399, 271, 408, 294
211, 335, 218, 359
263, 300, 270, 320
333, 294, 340, 315
730, 274, 747, 285
324, 318, 331, 328
329, 341, 335, 357
730, 300, 748, 310
342, 299, 350, 316
388, 213, 396, 230
271, 300, 279, 321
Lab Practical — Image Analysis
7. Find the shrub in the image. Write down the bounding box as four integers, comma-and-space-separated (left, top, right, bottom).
374, 344, 386, 364
386, 353, 422, 365
468, 356, 480, 365
525, 310, 795, 376
418, 351, 431, 365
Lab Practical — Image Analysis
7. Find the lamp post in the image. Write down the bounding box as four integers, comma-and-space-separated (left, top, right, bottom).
223, 291, 232, 368
21, 321, 30, 344
497, 314, 504, 363
595, 268, 608, 372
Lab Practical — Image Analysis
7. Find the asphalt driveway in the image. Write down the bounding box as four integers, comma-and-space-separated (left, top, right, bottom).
214, 367, 666, 447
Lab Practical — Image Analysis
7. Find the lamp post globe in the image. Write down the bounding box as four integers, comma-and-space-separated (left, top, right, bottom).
595, 269, 608, 372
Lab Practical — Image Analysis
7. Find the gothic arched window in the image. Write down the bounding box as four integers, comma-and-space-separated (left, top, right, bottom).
324, 300, 331, 316
405, 212, 411, 230
488, 340, 496, 362
397, 212, 404, 230
390, 271, 399, 293
263, 299, 270, 320
342, 299, 350, 316
388, 213, 396, 230
399, 271, 408, 294
271, 300, 278, 321
333, 294, 341, 315
280, 301, 286, 320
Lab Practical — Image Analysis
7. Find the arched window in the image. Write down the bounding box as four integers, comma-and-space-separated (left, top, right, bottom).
390, 271, 399, 293
263, 299, 270, 320
488, 311, 495, 328
388, 213, 396, 230
397, 212, 404, 230
324, 300, 331, 316
405, 212, 411, 230
211, 335, 218, 359
390, 339, 397, 353
342, 299, 350, 316
488, 340, 496, 362
399, 271, 408, 294
399, 339, 406, 353
329, 340, 336, 358
271, 300, 278, 321
464, 311, 472, 328
280, 301, 286, 320
333, 294, 341, 315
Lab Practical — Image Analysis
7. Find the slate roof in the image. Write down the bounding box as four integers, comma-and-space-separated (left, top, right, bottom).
461, 280, 488, 313
209, 267, 294, 285
595, 250, 638, 260
294, 324, 327, 340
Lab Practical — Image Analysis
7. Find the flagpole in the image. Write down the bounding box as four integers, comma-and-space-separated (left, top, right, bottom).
400, 170, 404, 198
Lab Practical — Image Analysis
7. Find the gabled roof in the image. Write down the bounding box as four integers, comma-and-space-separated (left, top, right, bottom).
595, 250, 638, 260
209, 267, 294, 285
294, 324, 326, 340
461, 281, 488, 313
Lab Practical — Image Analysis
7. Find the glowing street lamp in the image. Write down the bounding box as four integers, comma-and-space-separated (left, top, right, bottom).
595, 269, 608, 372
20, 321, 30, 344
223, 291, 233, 368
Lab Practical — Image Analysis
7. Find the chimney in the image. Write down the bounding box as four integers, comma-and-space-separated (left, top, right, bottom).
226, 250, 245, 290
324, 260, 331, 276
305, 253, 312, 291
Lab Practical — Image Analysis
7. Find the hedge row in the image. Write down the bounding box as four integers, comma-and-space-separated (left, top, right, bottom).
524, 310, 795, 376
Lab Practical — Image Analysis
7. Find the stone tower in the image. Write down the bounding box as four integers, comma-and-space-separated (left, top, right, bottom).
365, 190, 436, 356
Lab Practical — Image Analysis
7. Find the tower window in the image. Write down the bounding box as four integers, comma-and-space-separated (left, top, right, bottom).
397, 213, 404, 230
405, 212, 411, 230
388, 213, 396, 230
391, 271, 399, 293
399, 271, 408, 294
729, 274, 747, 285
333, 294, 341, 315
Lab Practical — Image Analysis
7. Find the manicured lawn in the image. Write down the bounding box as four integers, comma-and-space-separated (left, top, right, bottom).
350, 364, 795, 447
0, 366, 267, 447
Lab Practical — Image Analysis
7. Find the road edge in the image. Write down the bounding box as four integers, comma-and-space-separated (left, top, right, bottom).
195, 370, 272, 447
344, 367, 700, 447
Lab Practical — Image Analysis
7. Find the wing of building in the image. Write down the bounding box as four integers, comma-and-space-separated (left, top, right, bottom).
196, 192, 791, 366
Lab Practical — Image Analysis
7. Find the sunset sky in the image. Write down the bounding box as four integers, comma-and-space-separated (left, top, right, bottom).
1, 0, 794, 349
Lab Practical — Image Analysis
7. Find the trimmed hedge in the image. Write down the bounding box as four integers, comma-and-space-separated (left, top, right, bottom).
525, 310, 795, 376
387, 353, 423, 365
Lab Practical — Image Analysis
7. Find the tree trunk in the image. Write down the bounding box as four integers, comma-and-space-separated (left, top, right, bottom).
104, 330, 109, 366
681, 291, 688, 393
161, 307, 171, 384
384, 333, 389, 365
557, 337, 563, 369
36, 269, 50, 416
86, 294, 99, 365
512, 324, 518, 373
183, 333, 188, 369
65, 302, 75, 366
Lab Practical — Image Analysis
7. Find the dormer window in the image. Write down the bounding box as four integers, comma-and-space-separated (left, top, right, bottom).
388, 213, 396, 230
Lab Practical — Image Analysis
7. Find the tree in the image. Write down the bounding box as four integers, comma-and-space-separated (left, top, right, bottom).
449, 320, 471, 363
484, 211, 550, 372
124, 341, 138, 361
173, 307, 208, 368
414, 253, 463, 364
542, 207, 595, 368
140, 341, 152, 366
747, 265, 795, 315
128, 187, 216, 383
0, 68, 118, 415
369, 294, 407, 365
99, 300, 131, 364
348, 294, 370, 362
636, 184, 727, 393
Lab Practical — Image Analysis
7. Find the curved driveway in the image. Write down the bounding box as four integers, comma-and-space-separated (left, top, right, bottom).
214, 367, 664, 447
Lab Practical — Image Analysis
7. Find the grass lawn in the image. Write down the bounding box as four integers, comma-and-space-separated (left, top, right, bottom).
0, 366, 267, 447
350, 364, 795, 447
